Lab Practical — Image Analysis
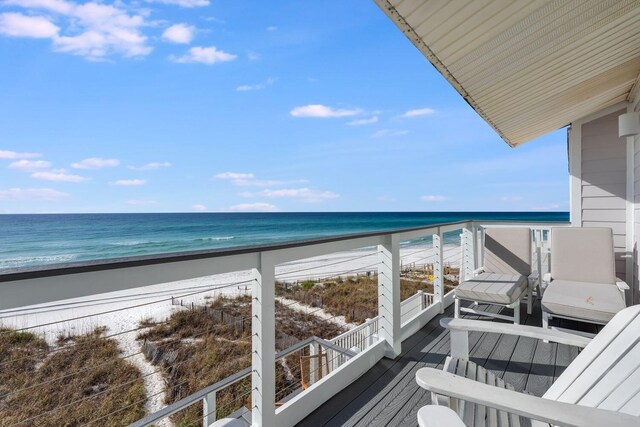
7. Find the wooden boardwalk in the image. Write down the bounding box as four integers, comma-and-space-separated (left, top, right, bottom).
297, 299, 588, 427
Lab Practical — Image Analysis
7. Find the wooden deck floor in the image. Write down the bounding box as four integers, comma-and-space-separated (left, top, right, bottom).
296, 299, 588, 427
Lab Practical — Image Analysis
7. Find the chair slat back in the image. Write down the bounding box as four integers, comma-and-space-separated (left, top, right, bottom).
543, 305, 640, 416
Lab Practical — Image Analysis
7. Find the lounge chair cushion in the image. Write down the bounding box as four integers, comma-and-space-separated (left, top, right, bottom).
541, 280, 625, 323
484, 227, 532, 275
455, 272, 527, 305
551, 227, 616, 284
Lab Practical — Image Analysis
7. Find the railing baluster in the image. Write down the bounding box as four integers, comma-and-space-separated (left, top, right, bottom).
378, 234, 401, 358
461, 225, 474, 282
202, 391, 216, 426
433, 232, 443, 313
252, 252, 276, 427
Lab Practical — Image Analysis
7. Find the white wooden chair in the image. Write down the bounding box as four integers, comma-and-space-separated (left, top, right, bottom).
416, 304, 640, 427
455, 227, 536, 324
542, 227, 627, 333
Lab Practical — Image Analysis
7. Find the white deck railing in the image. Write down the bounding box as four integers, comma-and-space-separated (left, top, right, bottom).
0, 220, 566, 427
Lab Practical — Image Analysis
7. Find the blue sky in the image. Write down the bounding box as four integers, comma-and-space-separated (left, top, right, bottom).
0, 0, 569, 213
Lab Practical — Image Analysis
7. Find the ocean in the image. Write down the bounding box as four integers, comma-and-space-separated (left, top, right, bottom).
0, 212, 568, 270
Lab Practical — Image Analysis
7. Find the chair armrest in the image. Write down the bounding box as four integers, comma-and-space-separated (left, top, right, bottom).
417, 406, 465, 427
441, 318, 592, 348
616, 279, 630, 291
416, 368, 640, 427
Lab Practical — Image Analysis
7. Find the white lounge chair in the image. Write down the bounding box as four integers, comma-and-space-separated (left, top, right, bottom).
454, 227, 535, 324
542, 227, 627, 332
415, 304, 640, 427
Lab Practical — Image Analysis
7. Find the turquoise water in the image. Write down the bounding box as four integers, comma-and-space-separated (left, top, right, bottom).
0, 212, 568, 269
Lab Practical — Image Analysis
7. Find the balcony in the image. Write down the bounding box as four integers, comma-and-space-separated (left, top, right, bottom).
0, 220, 565, 427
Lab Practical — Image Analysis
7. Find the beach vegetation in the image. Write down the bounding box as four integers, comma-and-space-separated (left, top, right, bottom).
138, 294, 345, 425
0, 328, 146, 427
277, 273, 457, 323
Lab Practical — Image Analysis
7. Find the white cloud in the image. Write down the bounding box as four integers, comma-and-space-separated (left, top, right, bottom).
266, 26, 277, 31
372, 129, 409, 138
171, 46, 237, 64
0, 150, 41, 159
500, 196, 524, 202
191, 203, 207, 212
112, 179, 146, 186
9, 159, 51, 171
290, 104, 362, 118
228, 202, 277, 212
421, 195, 448, 202
398, 108, 436, 118
236, 77, 275, 92
0, 13, 60, 38
128, 161, 171, 171
347, 116, 378, 126
0, 187, 69, 200
3, 1, 152, 60
71, 157, 120, 169
215, 172, 254, 180
257, 188, 339, 203
127, 199, 156, 205
31, 169, 87, 182
215, 171, 306, 187
162, 23, 195, 44
148, 0, 209, 7
247, 51, 260, 61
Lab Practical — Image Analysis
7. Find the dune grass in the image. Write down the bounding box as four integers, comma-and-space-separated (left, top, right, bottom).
0, 328, 146, 427
138, 294, 346, 425
277, 273, 456, 324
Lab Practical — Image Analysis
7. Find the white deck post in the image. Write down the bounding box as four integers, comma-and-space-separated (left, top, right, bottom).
309, 342, 319, 384
366, 318, 375, 346
460, 226, 474, 282
202, 392, 216, 426
252, 253, 276, 427
378, 234, 401, 358
433, 232, 444, 313
472, 222, 480, 271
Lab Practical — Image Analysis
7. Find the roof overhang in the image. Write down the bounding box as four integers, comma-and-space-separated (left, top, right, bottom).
375, 0, 640, 146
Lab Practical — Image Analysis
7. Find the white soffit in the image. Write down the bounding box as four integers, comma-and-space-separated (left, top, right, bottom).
375, 0, 640, 146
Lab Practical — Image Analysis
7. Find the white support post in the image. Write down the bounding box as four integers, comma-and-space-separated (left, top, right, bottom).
472, 223, 480, 271
252, 253, 276, 427
417, 289, 425, 310
536, 229, 543, 298
433, 232, 444, 313
367, 318, 375, 346
203, 392, 216, 426
309, 342, 319, 384
460, 226, 474, 282
378, 235, 401, 359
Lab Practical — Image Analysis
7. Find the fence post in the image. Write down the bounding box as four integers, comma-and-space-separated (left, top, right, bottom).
252, 253, 276, 427
433, 231, 444, 313
472, 222, 480, 271
378, 234, 401, 358
417, 290, 425, 310
460, 225, 474, 282
309, 341, 319, 384
202, 391, 216, 426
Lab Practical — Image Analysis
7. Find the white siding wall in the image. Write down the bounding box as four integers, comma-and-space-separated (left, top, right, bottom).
581, 110, 628, 281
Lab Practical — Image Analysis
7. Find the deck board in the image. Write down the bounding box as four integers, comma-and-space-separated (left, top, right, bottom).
297, 299, 589, 427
